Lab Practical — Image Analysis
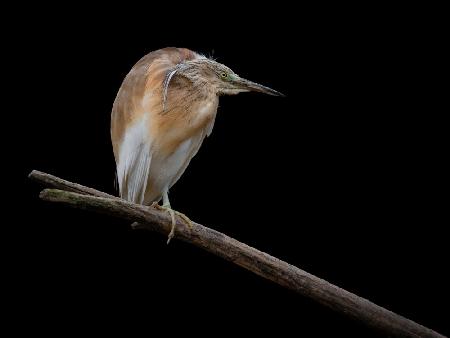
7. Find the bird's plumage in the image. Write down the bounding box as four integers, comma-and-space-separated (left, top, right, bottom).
111, 48, 218, 204
111, 47, 282, 206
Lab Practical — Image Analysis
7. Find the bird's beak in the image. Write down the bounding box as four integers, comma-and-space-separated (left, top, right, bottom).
232, 76, 285, 97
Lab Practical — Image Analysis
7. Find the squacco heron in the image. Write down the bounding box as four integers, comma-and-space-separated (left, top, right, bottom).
111, 47, 283, 242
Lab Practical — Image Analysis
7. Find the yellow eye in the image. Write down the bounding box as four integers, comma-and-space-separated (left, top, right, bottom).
220, 72, 228, 79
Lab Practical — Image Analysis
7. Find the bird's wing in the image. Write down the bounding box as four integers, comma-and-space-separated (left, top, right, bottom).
116, 115, 152, 204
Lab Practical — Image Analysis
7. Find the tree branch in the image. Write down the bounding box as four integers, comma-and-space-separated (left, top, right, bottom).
29, 170, 445, 338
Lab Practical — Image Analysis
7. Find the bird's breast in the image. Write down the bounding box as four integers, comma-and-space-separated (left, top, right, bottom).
146, 137, 195, 199
153, 95, 218, 157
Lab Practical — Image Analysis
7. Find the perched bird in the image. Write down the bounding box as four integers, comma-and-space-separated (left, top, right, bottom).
111, 47, 283, 242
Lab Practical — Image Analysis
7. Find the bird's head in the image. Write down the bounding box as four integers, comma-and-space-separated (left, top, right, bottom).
164, 57, 284, 100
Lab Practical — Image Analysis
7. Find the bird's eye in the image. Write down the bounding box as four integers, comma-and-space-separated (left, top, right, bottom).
220, 72, 228, 79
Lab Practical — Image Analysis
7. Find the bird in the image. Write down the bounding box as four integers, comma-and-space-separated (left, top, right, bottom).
111, 47, 283, 243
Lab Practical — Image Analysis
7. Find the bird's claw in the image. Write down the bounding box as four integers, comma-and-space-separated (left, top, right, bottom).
151, 203, 193, 244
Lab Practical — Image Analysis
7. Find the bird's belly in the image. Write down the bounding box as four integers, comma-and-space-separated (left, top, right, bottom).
144, 137, 199, 203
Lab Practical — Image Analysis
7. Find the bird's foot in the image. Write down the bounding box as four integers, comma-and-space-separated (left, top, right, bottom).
151, 202, 193, 244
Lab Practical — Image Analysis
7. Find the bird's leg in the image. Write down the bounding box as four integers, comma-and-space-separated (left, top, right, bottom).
152, 190, 193, 244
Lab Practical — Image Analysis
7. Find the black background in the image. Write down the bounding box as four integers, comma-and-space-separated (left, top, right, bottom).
6, 4, 448, 337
